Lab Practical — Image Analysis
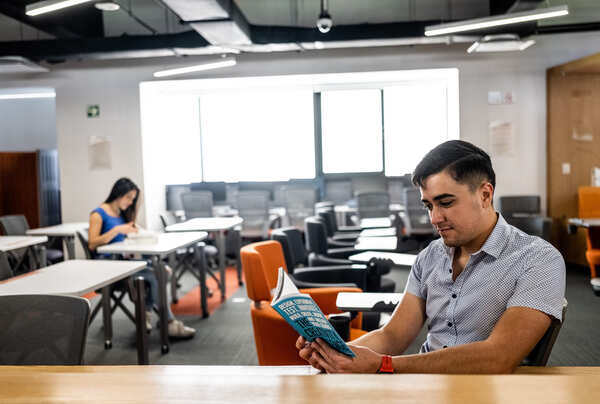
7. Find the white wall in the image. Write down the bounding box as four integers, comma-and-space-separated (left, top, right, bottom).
0, 94, 57, 151
1, 31, 598, 230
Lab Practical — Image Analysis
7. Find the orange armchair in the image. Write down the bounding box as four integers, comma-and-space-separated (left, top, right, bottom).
578, 187, 600, 278
241, 240, 367, 365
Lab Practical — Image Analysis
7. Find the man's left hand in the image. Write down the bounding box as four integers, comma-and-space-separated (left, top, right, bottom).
310, 338, 382, 373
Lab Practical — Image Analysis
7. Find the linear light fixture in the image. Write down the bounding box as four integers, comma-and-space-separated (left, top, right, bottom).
0, 92, 56, 100
425, 5, 568, 37
26, 0, 94, 17
153, 57, 236, 78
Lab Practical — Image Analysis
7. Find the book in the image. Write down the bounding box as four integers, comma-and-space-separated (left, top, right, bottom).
270, 268, 355, 357
125, 229, 159, 244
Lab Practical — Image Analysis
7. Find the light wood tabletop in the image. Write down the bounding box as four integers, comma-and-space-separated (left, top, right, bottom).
0, 366, 599, 403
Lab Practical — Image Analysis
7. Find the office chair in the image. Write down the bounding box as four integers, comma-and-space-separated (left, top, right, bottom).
241, 240, 366, 365
0, 214, 60, 269
0, 294, 90, 365
324, 179, 353, 205
521, 298, 568, 366
237, 190, 276, 240
181, 191, 213, 219
317, 209, 360, 243
284, 186, 317, 230
578, 187, 600, 286
356, 191, 391, 219
0, 252, 14, 281
400, 188, 434, 237
499, 195, 552, 241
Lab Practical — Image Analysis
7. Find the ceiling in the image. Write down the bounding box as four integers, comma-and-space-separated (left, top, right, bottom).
0, 0, 598, 64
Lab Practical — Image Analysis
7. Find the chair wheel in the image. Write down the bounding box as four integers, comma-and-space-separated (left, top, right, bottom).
105, 340, 112, 349
161, 345, 169, 354
172, 299, 179, 304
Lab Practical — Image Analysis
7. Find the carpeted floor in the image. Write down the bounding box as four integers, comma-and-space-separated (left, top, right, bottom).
83, 263, 600, 366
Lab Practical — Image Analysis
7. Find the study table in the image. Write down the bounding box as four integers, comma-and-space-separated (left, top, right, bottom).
97, 232, 208, 354
0, 365, 598, 403
349, 251, 417, 267
165, 217, 244, 297
0, 235, 48, 271
0, 259, 149, 364
26, 222, 88, 260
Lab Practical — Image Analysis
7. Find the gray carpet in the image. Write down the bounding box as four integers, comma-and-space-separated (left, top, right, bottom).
84, 264, 600, 366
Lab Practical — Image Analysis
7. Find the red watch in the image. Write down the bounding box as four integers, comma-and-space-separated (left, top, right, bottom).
377, 355, 394, 374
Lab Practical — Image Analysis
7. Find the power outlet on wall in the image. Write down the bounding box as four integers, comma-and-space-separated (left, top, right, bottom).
562, 162, 571, 175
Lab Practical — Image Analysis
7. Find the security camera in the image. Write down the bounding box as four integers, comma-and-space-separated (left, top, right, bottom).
317, 11, 333, 33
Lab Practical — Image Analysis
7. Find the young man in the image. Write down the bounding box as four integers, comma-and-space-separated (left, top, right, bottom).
297, 140, 565, 374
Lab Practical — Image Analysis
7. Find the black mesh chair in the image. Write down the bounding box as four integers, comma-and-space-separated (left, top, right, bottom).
0, 214, 63, 265
237, 190, 277, 240
522, 298, 568, 366
356, 191, 391, 219
324, 179, 353, 205
318, 209, 360, 243
0, 294, 90, 365
499, 195, 552, 242
284, 187, 317, 230
0, 252, 14, 281
181, 191, 213, 219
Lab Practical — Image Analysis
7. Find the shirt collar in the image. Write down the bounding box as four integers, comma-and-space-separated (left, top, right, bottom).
442, 212, 509, 260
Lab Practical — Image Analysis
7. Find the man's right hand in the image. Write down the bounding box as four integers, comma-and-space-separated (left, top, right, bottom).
296, 336, 325, 372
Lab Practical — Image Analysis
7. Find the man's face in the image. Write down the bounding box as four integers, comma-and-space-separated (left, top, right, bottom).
419, 170, 491, 248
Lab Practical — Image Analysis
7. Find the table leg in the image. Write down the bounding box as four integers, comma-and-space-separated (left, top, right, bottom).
235, 229, 243, 286
152, 256, 169, 354
194, 244, 209, 318
217, 230, 226, 301
101, 285, 113, 349
168, 252, 178, 304
36, 245, 47, 268
133, 276, 149, 365
65, 236, 76, 260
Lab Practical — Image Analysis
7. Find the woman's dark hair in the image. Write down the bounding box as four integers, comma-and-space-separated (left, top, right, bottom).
104, 177, 140, 222
412, 140, 495, 192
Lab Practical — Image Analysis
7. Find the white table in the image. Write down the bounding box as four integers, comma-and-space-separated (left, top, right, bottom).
166, 217, 244, 297
359, 217, 393, 229
354, 236, 398, 251
359, 227, 396, 238
26, 222, 88, 260
97, 232, 208, 354
0, 259, 149, 364
336, 292, 403, 312
0, 235, 49, 271
349, 251, 417, 267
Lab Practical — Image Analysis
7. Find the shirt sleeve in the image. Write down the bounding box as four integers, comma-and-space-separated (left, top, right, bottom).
506, 242, 566, 321
404, 250, 426, 299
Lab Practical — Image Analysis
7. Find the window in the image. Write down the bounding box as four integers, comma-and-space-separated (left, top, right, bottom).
199, 89, 315, 182
384, 81, 455, 176
321, 89, 383, 174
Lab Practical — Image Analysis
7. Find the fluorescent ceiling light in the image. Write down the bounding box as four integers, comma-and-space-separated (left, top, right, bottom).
0, 92, 56, 100
26, 0, 94, 16
425, 5, 568, 36
153, 57, 236, 78
467, 35, 535, 53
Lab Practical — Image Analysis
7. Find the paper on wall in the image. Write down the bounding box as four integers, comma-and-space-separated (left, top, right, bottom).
489, 121, 515, 157
89, 135, 112, 170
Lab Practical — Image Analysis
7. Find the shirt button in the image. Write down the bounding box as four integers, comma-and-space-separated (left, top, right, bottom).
447, 322, 453, 327
443, 345, 448, 348
452, 294, 457, 298
448, 269, 452, 273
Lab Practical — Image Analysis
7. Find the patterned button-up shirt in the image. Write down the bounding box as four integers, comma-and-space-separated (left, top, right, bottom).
405, 213, 565, 353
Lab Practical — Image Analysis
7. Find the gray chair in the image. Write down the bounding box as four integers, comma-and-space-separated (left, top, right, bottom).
285, 187, 317, 230
387, 179, 406, 205
0, 252, 14, 281
522, 298, 568, 366
401, 188, 434, 237
324, 179, 353, 205
499, 195, 552, 241
237, 190, 273, 240
0, 214, 55, 270
0, 294, 90, 365
356, 191, 391, 219
181, 191, 213, 219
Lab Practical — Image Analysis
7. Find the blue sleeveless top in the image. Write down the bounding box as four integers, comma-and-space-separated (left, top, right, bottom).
92, 207, 126, 244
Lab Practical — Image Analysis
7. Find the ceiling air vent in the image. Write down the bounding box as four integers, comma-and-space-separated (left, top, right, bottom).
467, 34, 535, 53
0, 56, 49, 73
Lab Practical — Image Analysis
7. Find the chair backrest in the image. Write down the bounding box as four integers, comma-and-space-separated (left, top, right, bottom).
271, 230, 295, 273
241, 241, 288, 302
237, 190, 270, 239
578, 187, 600, 218
499, 195, 541, 217
357, 191, 390, 219
324, 179, 353, 205
0, 215, 30, 235
403, 188, 431, 230
522, 298, 568, 366
305, 216, 329, 255
271, 227, 308, 271
285, 187, 317, 229
506, 216, 552, 242
314, 201, 335, 213
0, 294, 90, 365
76, 229, 97, 259
317, 210, 336, 237
159, 211, 177, 229
0, 252, 14, 281
181, 191, 213, 219
387, 179, 406, 205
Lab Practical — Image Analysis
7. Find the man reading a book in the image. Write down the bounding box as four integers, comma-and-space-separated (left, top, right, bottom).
297, 140, 565, 374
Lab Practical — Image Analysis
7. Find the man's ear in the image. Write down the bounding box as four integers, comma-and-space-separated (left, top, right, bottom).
480, 182, 494, 208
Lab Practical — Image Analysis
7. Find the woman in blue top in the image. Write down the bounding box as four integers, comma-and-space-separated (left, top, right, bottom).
88, 177, 195, 338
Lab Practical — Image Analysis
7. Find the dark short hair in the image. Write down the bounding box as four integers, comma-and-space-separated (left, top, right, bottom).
412, 140, 495, 191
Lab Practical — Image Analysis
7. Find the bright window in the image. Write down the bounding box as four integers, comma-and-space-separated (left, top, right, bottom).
321, 89, 383, 174
199, 89, 315, 182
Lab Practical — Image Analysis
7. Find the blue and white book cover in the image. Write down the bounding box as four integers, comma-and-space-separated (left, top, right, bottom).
271, 268, 355, 357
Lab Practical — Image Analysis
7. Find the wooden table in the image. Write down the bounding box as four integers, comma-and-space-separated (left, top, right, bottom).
97, 232, 208, 354
0, 235, 49, 271
26, 222, 88, 260
165, 217, 244, 296
0, 366, 598, 403
0, 259, 149, 364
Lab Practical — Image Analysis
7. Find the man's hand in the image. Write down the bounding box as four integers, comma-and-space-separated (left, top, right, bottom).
308, 338, 382, 374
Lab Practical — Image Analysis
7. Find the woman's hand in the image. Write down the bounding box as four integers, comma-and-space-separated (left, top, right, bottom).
116, 222, 138, 235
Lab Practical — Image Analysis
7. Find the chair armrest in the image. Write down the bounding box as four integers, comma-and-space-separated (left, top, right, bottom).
332, 233, 360, 242
292, 278, 358, 289
337, 225, 362, 233
308, 253, 353, 266
327, 247, 357, 259
294, 265, 367, 290
328, 238, 356, 248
